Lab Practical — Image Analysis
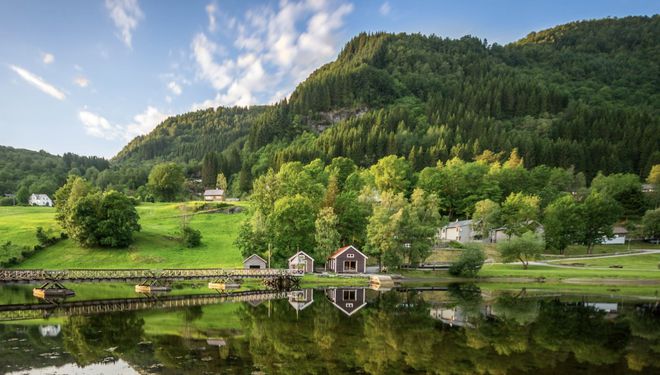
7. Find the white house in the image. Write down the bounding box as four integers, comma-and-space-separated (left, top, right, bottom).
288, 251, 315, 273
438, 220, 475, 243
488, 222, 544, 244
29, 194, 53, 207
203, 189, 225, 202
602, 226, 628, 245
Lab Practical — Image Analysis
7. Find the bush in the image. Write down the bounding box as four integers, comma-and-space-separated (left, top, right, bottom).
449, 245, 486, 277
182, 227, 202, 248
0, 197, 14, 206
448, 240, 465, 249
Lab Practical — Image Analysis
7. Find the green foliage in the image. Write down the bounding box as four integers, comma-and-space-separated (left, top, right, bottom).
216, 173, 228, 190
641, 208, 660, 240
16, 186, 29, 204
54, 177, 141, 248
449, 245, 486, 277
543, 195, 583, 253
0, 197, 14, 206
369, 155, 412, 194
268, 194, 316, 265
497, 231, 545, 269
579, 191, 622, 253
314, 207, 340, 260
591, 172, 646, 220
182, 226, 202, 248
472, 199, 500, 239
147, 162, 185, 201
499, 192, 540, 237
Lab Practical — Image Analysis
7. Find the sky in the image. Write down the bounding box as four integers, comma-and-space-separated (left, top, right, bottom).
0, 0, 657, 158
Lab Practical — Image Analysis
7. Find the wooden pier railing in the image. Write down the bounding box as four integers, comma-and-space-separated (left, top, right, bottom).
0, 289, 290, 321
0, 268, 304, 283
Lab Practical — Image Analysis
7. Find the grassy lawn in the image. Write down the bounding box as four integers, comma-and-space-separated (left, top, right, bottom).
479, 263, 660, 280
550, 242, 660, 256
0, 202, 246, 269
554, 253, 660, 270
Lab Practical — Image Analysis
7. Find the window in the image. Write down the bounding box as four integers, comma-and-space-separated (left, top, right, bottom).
347, 253, 355, 258
346, 303, 354, 308
343, 260, 357, 272
249, 265, 261, 269
343, 290, 356, 301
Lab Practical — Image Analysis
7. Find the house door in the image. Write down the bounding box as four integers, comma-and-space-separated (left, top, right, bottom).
343, 260, 357, 272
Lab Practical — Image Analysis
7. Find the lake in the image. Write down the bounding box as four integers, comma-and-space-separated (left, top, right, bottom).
0, 283, 659, 374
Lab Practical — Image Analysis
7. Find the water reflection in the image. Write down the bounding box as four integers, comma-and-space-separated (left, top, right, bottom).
0, 285, 659, 374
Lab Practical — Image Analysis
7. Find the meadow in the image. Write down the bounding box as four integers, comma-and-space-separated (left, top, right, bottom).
0, 203, 246, 269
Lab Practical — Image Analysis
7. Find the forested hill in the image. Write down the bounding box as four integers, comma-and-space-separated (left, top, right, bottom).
0, 146, 109, 197
116, 16, 659, 185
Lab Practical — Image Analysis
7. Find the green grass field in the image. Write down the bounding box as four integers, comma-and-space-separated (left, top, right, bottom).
479, 263, 660, 280
554, 253, 660, 270
0, 203, 246, 269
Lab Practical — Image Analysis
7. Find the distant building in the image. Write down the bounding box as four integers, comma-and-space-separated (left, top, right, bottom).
288, 289, 314, 311
243, 254, 267, 269
602, 226, 628, 245
642, 184, 656, 193
288, 251, 315, 273
326, 245, 367, 273
488, 222, 544, 244
28, 194, 53, 207
437, 219, 475, 243
325, 287, 367, 316
203, 189, 225, 202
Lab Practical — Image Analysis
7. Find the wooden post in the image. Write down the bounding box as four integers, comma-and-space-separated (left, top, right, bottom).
268, 243, 271, 269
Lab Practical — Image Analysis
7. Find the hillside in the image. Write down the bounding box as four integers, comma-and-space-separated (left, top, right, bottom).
109, 16, 659, 188
0, 146, 108, 197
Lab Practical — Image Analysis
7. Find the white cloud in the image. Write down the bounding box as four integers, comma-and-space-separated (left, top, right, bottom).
124, 106, 169, 139
79, 111, 122, 140
206, 3, 218, 32
165, 95, 172, 103
105, 0, 143, 48
167, 81, 182, 95
9, 65, 66, 100
192, 33, 233, 90
379, 1, 390, 16
79, 107, 168, 141
42, 53, 54, 64
192, 0, 354, 109
74, 76, 90, 87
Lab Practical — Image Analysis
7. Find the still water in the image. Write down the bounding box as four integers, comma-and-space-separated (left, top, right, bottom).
0, 284, 659, 374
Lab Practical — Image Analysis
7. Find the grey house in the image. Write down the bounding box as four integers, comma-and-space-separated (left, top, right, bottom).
437, 219, 475, 243
325, 287, 367, 316
326, 245, 367, 273
243, 254, 267, 269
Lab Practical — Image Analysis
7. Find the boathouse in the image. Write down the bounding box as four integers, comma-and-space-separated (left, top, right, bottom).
288, 251, 315, 273
325, 287, 367, 316
326, 245, 367, 273
243, 254, 267, 269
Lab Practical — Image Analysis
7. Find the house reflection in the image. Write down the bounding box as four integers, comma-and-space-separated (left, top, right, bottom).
325, 288, 367, 316
288, 289, 314, 312
429, 306, 474, 327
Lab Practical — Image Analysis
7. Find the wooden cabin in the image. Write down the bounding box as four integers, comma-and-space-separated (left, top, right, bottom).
243, 254, 267, 269
288, 251, 315, 273
326, 245, 367, 273
288, 289, 314, 311
325, 287, 367, 316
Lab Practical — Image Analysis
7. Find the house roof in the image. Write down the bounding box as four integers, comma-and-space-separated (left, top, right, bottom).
288, 251, 315, 262
328, 245, 368, 260
30, 194, 51, 200
243, 254, 267, 264
613, 226, 628, 235
443, 219, 472, 229
203, 189, 225, 196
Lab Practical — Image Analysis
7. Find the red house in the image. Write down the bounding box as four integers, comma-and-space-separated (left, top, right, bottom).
326, 245, 367, 273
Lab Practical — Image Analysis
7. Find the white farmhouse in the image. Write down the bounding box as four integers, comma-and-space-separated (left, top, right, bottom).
29, 194, 53, 207
602, 226, 628, 245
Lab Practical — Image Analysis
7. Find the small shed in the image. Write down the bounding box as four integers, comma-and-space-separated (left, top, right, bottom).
602, 226, 628, 245
203, 189, 225, 202
326, 245, 367, 273
243, 254, 267, 269
288, 251, 314, 273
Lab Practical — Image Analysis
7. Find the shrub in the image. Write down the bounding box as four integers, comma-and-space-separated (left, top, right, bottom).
448, 240, 465, 249
449, 245, 486, 277
182, 227, 202, 248
0, 197, 14, 206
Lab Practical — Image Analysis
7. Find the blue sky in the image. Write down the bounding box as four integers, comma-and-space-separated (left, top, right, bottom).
0, 0, 657, 158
